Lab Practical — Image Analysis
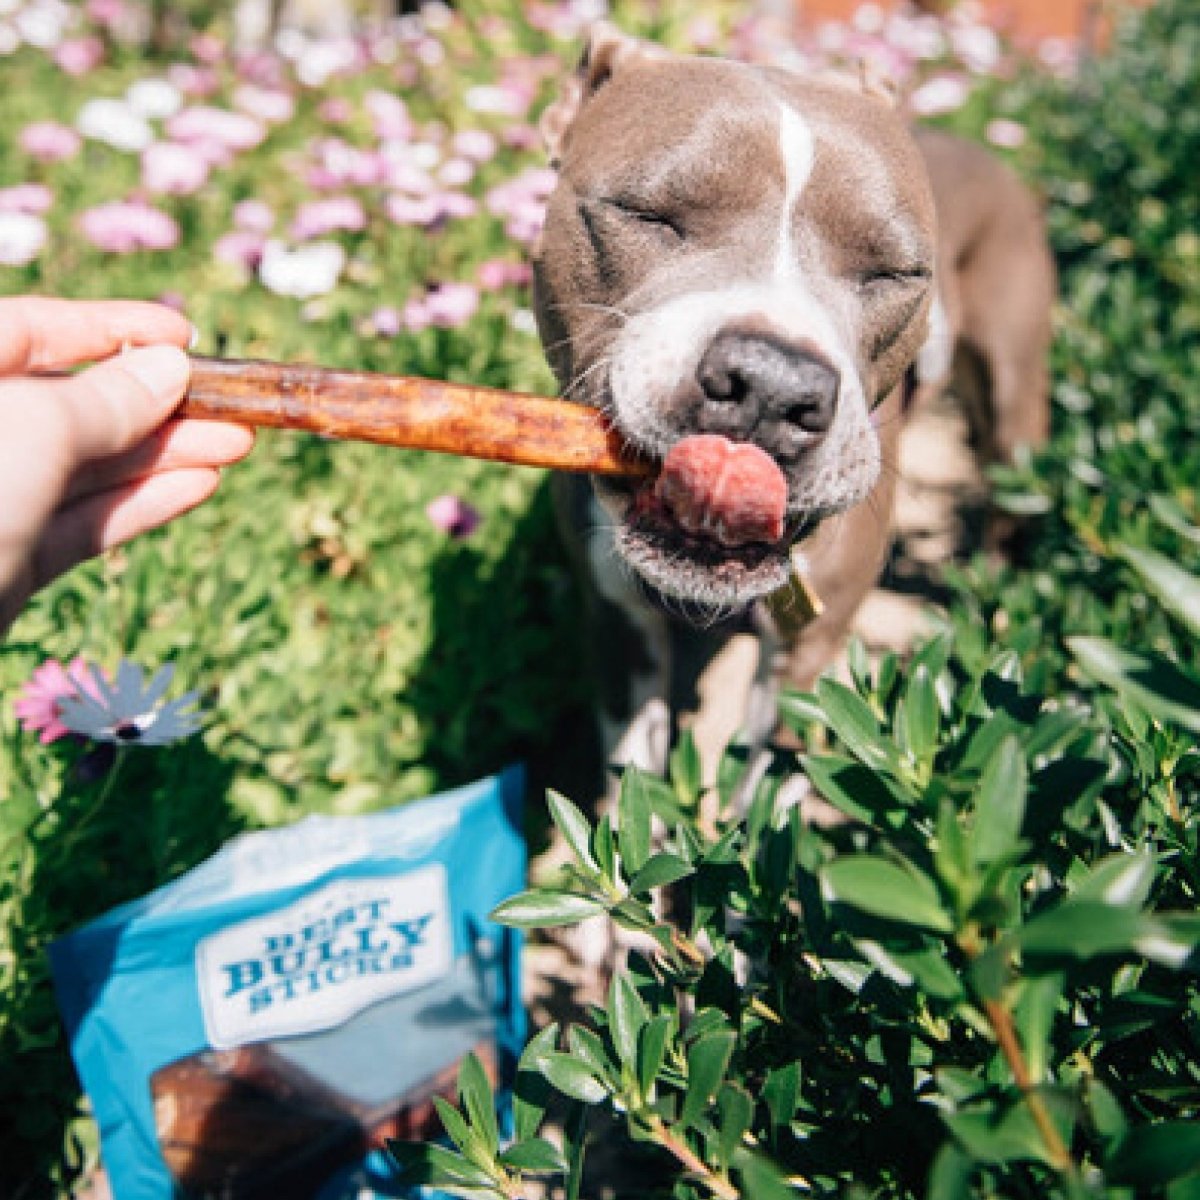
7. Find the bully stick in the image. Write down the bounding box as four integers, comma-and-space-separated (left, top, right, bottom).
181, 356, 654, 479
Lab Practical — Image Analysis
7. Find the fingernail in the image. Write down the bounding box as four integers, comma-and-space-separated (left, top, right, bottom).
123, 345, 191, 401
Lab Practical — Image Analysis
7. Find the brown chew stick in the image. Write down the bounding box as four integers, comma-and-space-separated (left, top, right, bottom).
181, 356, 653, 478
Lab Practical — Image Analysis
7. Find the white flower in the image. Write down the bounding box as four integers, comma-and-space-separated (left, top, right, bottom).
0, 211, 47, 266
77, 97, 154, 153
126, 78, 183, 120
908, 74, 971, 117
259, 239, 345, 299
0, 21, 20, 55
16, 0, 69, 49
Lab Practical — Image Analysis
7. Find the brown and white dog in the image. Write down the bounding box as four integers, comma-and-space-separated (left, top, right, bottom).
532, 25, 1054, 783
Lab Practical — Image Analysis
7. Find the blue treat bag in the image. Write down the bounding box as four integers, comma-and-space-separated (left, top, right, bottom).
50, 767, 526, 1200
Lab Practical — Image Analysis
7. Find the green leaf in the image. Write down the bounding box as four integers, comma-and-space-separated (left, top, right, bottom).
608, 970, 647, 1069
514, 1024, 559, 1143
546, 790, 598, 873
628, 852, 694, 895
537, 1052, 609, 1104
1107, 1120, 1200, 1186
763, 1061, 801, 1130
498, 1137, 569, 1175
942, 1098, 1060, 1167
731, 1147, 795, 1200
387, 1141, 500, 1190
490, 890, 607, 928
821, 854, 954, 933
1013, 973, 1064, 1083
670, 728, 703, 807
458, 1051, 498, 1154
1019, 900, 1152, 960
680, 1031, 736, 1129
715, 1084, 755, 1169
637, 1014, 673, 1098
900, 664, 940, 762
433, 1096, 483, 1163
801, 754, 896, 825
1116, 541, 1200, 638
1071, 851, 1157, 909
567, 1026, 613, 1081
593, 814, 617, 881
815, 678, 899, 772
618, 769, 654, 875
972, 736, 1027, 865
1068, 637, 1200, 734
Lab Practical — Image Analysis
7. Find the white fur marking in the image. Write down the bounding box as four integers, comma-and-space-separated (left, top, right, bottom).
775, 103, 815, 279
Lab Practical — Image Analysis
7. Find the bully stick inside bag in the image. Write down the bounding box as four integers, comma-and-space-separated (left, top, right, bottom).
50, 767, 526, 1200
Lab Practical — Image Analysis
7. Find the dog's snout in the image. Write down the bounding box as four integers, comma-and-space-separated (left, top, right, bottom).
695, 331, 840, 445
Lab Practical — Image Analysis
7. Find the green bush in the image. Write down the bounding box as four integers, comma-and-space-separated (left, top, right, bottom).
403, 3, 1200, 1196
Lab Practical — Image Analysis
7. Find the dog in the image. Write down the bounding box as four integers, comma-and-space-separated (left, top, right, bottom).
531, 25, 1055, 788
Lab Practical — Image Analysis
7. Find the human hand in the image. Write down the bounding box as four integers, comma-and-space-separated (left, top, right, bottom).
0, 297, 255, 633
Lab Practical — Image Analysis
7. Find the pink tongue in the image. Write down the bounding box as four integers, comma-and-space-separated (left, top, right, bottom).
653, 435, 788, 547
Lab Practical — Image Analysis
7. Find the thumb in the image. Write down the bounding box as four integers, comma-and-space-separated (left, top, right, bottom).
60, 345, 192, 463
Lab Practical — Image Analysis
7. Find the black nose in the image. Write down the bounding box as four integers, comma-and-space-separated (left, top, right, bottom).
695, 330, 840, 446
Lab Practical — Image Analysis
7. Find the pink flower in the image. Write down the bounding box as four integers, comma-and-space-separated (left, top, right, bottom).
157, 291, 187, 313
436, 191, 478, 220
424, 282, 479, 328
502, 124, 541, 151
79, 201, 180, 253
403, 296, 433, 331
0, 184, 54, 215
425, 495, 481, 539
234, 84, 296, 125
371, 306, 403, 337
86, 0, 128, 29
451, 129, 496, 163
142, 142, 210, 196
167, 106, 266, 153
309, 138, 385, 189
477, 258, 532, 291
233, 199, 273, 233
385, 193, 444, 228
54, 36, 105, 77
168, 63, 220, 99
438, 157, 475, 188
290, 195, 367, 241
14, 657, 103, 744
190, 33, 226, 66
20, 121, 81, 163
213, 230, 266, 272
985, 118, 1026, 149
366, 90, 412, 141
318, 97, 353, 124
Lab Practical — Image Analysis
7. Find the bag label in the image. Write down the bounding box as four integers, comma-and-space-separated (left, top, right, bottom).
196, 866, 452, 1048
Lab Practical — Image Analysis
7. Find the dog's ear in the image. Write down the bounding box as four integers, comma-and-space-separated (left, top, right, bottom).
540, 23, 666, 165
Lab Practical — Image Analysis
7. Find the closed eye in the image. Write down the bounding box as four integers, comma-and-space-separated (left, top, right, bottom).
858, 266, 932, 292
604, 199, 684, 240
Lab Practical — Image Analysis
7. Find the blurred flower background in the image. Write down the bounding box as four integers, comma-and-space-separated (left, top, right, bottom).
0, 0, 1145, 1193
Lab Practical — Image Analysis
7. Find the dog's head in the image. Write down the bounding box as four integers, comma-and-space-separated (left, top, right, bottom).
532, 26, 936, 608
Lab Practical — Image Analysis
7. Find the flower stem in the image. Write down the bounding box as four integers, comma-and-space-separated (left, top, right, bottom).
959, 930, 1076, 1177
646, 1116, 738, 1200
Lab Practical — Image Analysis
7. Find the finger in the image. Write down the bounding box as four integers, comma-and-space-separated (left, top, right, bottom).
65, 419, 255, 502
0, 345, 193, 465
30, 468, 221, 592
0, 297, 194, 374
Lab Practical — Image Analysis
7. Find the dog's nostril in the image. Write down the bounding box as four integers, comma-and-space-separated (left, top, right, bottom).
784, 365, 840, 435
697, 361, 748, 404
